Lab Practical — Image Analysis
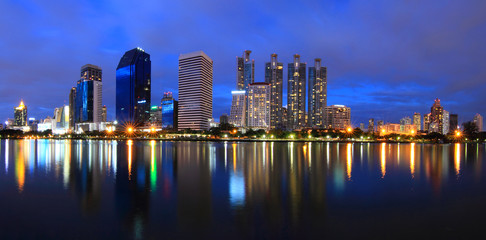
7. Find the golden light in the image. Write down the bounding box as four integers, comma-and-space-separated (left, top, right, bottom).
127, 127, 134, 133
347, 127, 352, 133
150, 127, 156, 133
455, 131, 461, 137
411, 130, 415, 134
381, 129, 386, 133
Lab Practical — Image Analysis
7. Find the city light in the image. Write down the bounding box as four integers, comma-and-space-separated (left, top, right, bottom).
347, 127, 352, 133
127, 127, 134, 133
455, 130, 461, 137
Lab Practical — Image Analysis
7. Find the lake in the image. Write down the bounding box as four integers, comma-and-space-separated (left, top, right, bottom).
0, 139, 485, 239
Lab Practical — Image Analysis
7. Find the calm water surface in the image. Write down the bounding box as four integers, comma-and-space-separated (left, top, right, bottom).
0, 139, 485, 239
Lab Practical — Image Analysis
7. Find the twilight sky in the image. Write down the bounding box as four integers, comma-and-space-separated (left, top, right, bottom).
1, 0, 486, 126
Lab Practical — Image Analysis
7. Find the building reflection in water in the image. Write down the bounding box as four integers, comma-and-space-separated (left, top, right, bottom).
1, 139, 485, 238
381, 143, 386, 178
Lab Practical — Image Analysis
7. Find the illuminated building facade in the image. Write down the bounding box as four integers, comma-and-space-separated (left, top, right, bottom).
368, 118, 375, 133
75, 64, 103, 123
116, 47, 151, 125
178, 51, 213, 131
161, 92, 178, 130
413, 112, 421, 131
287, 54, 306, 130
428, 98, 444, 133
14, 100, 27, 126
308, 58, 327, 128
264, 53, 283, 129
247, 83, 271, 129
229, 90, 246, 127
442, 110, 450, 134
400, 116, 412, 132
324, 105, 350, 130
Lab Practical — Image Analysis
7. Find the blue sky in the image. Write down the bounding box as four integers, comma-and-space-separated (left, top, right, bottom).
1, 0, 485, 126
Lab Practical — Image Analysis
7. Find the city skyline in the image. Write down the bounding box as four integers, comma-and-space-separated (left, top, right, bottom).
1, 0, 486, 125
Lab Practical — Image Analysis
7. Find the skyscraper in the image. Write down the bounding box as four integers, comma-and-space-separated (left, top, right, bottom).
442, 110, 450, 134
413, 112, 421, 131
161, 92, 178, 130
429, 98, 444, 133
116, 47, 151, 125
247, 82, 271, 129
75, 64, 102, 123
308, 58, 327, 128
264, 53, 283, 129
368, 118, 375, 133
229, 90, 246, 127
324, 105, 350, 130
236, 50, 254, 91
178, 51, 213, 131
14, 100, 27, 126
287, 54, 306, 130
400, 116, 412, 132
69, 87, 76, 130
473, 113, 483, 132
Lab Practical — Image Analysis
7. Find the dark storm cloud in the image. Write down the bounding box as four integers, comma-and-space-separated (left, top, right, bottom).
1, 0, 485, 125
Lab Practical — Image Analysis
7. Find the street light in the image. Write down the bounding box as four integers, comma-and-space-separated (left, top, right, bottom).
347, 127, 352, 133
127, 127, 134, 134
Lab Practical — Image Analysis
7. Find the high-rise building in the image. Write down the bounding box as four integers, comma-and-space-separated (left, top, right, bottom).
360, 123, 365, 130
287, 54, 306, 130
247, 82, 271, 129
368, 118, 375, 133
377, 120, 384, 130
429, 98, 444, 133
473, 113, 483, 132
442, 110, 450, 134
413, 113, 421, 131
75, 64, 102, 123
178, 51, 213, 131
161, 92, 178, 130
424, 114, 431, 132
400, 116, 412, 132
282, 107, 288, 129
236, 50, 254, 91
324, 105, 350, 130
229, 90, 246, 127
265, 54, 283, 129
102, 105, 107, 122
116, 47, 151, 125
69, 87, 76, 130
14, 100, 27, 126
308, 58, 327, 128
450, 114, 458, 131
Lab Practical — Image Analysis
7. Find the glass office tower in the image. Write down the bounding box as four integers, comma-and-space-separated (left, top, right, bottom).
75, 64, 103, 124
161, 92, 178, 130
116, 47, 151, 125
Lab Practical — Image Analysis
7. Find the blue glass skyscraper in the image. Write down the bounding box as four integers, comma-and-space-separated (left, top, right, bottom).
161, 92, 178, 130
116, 47, 151, 125
75, 64, 102, 123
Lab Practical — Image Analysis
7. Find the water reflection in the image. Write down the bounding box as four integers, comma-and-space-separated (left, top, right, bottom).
0, 140, 484, 238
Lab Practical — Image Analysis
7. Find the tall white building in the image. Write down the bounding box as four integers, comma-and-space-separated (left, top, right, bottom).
442, 110, 450, 135
324, 105, 351, 130
229, 90, 246, 127
247, 83, 271, 129
474, 113, 483, 132
178, 51, 213, 131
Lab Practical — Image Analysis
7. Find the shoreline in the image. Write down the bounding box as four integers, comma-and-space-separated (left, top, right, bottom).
0, 136, 480, 144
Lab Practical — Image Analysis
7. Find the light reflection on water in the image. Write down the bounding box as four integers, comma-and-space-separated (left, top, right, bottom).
0, 139, 485, 239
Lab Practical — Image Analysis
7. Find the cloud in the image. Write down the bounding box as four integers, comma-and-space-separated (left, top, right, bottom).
0, 0, 485, 125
